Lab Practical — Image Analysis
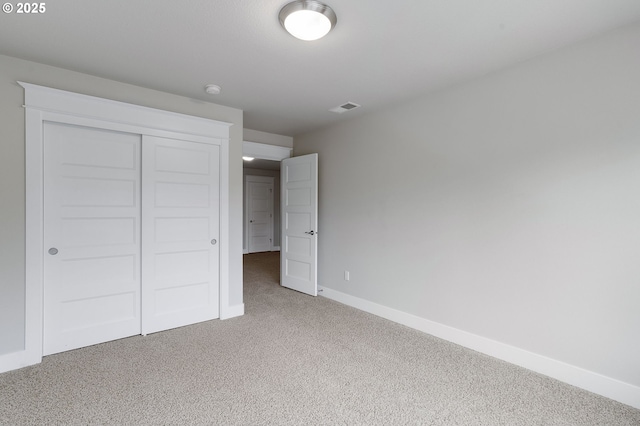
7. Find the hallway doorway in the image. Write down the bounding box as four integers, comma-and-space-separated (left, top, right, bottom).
242, 252, 281, 300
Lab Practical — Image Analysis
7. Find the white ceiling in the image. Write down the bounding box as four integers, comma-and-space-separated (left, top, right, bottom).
2, 1, 640, 137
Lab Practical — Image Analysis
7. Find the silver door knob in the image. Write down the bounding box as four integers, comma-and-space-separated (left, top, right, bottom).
48, 248, 58, 255
211, 239, 217, 245
304, 230, 315, 235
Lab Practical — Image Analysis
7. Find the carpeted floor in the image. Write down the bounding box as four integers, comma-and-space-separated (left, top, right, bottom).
1, 251, 639, 425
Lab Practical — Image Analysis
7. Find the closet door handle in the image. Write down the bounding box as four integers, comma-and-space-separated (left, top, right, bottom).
211, 239, 217, 245
48, 247, 59, 255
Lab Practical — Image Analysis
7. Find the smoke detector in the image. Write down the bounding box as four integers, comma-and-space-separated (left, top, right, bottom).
329, 102, 361, 114
204, 84, 221, 95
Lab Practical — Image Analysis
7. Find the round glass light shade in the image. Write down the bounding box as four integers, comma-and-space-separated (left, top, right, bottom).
284, 10, 331, 41
279, 1, 337, 41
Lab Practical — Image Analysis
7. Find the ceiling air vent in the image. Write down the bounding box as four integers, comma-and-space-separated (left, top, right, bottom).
329, 102, 361, 114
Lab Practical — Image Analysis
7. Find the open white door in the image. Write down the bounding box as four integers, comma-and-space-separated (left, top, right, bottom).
281, 154, 318, 296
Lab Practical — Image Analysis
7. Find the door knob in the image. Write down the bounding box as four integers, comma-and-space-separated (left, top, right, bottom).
48, 248, 58, 255
304, 230, 315, 235
211, 239, 217, 245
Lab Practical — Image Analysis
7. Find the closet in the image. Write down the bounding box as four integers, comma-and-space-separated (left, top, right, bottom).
22, 83, 230, 356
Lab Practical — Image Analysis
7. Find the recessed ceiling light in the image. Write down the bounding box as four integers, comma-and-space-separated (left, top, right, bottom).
242, 156, 255, 161
279, 0, 337, 41
204, 84, 221, 95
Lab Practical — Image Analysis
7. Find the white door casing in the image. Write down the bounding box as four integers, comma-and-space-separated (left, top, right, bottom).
246, 176, 274, 253
281, 154, 318, 296
141, 135, 220, 334
241, 141, 291, 255
43, 123, 142, 355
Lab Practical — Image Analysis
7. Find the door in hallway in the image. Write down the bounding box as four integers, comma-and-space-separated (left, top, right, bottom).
247, 176, 274, 253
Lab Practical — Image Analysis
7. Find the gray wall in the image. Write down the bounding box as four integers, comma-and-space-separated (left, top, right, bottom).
0, 54, 244, 356
244, 128, 293, 148
294, 23, 640, 387
243, 168, 281, 250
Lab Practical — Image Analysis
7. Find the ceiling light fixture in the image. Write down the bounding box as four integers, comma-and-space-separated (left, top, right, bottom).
279, 0, 337, 41
242, 156, 255, 161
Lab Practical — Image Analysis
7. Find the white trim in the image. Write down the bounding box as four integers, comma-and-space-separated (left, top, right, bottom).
5, 82, 234, 373
3, 107, 48, 372
0, 350, 40, 373
319, 286, 640, 410
218, 133, 231, 321
19, 82, 231, 139
221, 303, 245, 320
241, 141, 290, 255
243, 141, 292, 161
245, 176, 275, 254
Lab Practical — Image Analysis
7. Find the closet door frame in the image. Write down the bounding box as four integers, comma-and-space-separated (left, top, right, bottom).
21, 82, 231, 369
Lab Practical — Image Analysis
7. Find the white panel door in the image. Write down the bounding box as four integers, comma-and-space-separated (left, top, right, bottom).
281, 154, 318, 296
142, 135, 220, 334
43, 123, 142, 355
247, 178, 274, 253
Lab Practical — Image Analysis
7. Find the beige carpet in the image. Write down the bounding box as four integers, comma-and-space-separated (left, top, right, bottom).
1, 251, 639, 425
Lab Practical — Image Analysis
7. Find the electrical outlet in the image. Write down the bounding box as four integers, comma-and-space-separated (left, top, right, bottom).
344, 270, 350, 281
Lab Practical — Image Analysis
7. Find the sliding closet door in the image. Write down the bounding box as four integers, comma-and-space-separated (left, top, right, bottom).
43, 123, 142, 355
141, 135, 220, 334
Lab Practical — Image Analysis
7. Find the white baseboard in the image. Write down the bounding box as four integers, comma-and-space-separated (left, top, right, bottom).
0, 349, 40, 374
319, 286, 640, 410
1, 303, 247, 373
220, 303, 244, 320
